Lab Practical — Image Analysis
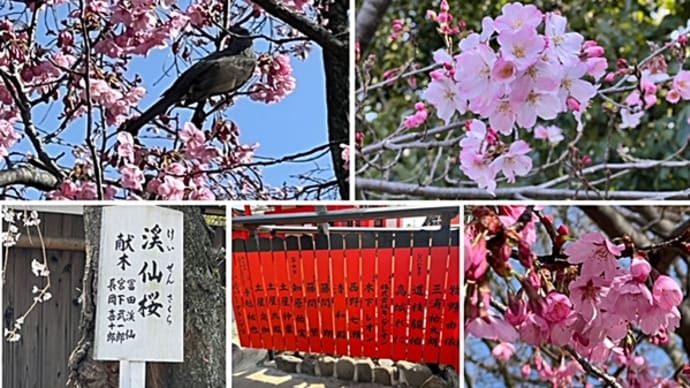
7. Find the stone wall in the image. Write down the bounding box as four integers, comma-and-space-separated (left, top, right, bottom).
273, 352, 458, 388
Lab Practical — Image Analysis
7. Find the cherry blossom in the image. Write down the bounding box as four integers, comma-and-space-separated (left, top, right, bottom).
490, 140, 532, 183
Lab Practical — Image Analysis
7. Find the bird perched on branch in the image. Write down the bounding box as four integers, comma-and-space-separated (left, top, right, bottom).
121, 25, 257, 136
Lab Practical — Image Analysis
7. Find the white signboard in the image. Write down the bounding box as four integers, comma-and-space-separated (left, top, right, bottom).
94, 206, 184, 362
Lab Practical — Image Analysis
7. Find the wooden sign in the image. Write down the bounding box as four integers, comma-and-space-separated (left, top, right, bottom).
232, 230, 459, 369
94, 206, 184, 362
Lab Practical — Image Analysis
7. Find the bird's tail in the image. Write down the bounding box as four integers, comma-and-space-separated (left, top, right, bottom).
120, 95, 176, 136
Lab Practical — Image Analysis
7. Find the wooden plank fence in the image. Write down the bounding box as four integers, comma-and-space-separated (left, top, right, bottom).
232, 229, 460, 369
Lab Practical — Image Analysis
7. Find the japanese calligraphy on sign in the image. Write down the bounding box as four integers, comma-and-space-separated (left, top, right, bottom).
94, 206, 184, 362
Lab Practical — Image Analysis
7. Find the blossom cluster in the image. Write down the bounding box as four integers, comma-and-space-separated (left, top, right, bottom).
250, 54, 297, 104
416, 2, 606, 193
465, 206, 683, 387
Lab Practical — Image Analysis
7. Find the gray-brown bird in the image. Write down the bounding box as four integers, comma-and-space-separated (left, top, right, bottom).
121, 25, 257, 136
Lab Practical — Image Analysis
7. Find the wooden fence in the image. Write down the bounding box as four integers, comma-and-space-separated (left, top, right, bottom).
232, 229, 460, 369
2, 210, 225, 388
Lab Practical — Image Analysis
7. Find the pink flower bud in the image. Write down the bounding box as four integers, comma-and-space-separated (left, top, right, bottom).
583, 40, 598, 48
631, 257, 651, 282
582, 155, 592, 165
557, 224, 569, 236
653, 275, 682, 310
584, 46, 605, 58
667, 89, 681, 104
440, 0, 449, 12
604, 72, 616, 83
429, 69, 445, 80
566, 96, 581, 111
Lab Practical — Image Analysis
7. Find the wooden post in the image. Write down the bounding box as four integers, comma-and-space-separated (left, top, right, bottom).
119, 360, 145, 388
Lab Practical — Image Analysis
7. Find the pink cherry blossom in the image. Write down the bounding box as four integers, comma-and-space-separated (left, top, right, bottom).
518, 312, 549, 346
459, 149, 498, 193
157, 176, 185, 200
490, 140, 532, 182
189, 186, 216, 200
672, 70, 690, 99
116, 132, 135, 162
250, 54, 296, 104
631, 257, 651, 282
652, 275, 682, 311
512, 86, 561, 128
423, 76, 466, 124
493, 2, 543, 33
467, 314, 519, 342
605, 272, 653, 322
492, 342, 515, 361
498, 27, 545, 71
491, 57, 518, 84
487, 99, 517, 135
557, 63, 598, 111
564, 232, 622, 280
544, 292, 572, 323
544, 13, 583, 65
0, 119, 20, 157
403, 102, 428, 128
620, 107, 644, 129
568, 275, 609, 322
455, 45, 497, 99
120, 164, 144, 191
465, 233, 488, 280
179, 122, 205, 147
534, 125, 564, 144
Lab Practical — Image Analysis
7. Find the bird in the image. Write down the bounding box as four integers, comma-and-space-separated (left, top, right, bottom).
121, 25, 257, 136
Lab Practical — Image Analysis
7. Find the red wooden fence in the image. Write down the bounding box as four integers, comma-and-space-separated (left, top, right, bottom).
231, 230, 460, 369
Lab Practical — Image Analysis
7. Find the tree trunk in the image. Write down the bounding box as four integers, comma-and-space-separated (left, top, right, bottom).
66, 206, 225, 387
324, 0, 350, 199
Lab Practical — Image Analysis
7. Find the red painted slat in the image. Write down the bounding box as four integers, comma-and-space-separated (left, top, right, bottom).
315, 235, 336, 354
231, 239, 252, 348
408, 233, 430, 361
360, 233, 378, 358
424, 231, 451, 363
273, 238, 295, 350
259, 238, 283, 350
392, 232, 412, 359
376, 233, 394, 359
330, 235, 349, 356
345, 234, 363, 357
440, 232, 460, 369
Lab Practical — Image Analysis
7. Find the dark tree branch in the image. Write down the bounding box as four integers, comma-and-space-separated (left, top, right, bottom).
355, 0, 392, 53
0, 166, 60, 191
251, 0, 347, 62
356, 178, 690, 200
0, 69, 64, 179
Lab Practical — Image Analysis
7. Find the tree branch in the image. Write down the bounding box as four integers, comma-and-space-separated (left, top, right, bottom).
251, 0, 347, 61
355, 0, 392, 54
0, 166, 60, 191
0, 69, 64, 178
356, 178, 690, 200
